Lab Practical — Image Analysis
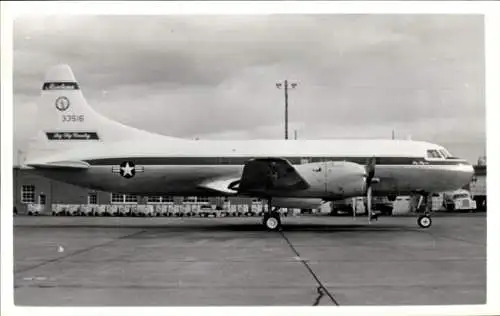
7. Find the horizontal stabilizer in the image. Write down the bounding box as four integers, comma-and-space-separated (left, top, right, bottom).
238, 158, 309, 195
27, 160, 90, 169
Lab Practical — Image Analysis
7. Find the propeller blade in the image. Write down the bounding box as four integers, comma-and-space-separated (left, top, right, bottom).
365, 156, 376, 186
367, 186, 372, 224
364, 157, 376, 224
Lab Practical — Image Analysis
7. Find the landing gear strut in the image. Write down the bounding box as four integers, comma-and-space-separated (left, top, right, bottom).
262, 199, 282, 231
416, 193, 433, 229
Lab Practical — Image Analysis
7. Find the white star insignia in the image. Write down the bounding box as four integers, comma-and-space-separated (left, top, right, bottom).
120, 162, 135, 177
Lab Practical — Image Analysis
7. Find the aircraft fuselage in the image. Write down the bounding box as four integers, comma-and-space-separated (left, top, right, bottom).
28, 153, 474, 199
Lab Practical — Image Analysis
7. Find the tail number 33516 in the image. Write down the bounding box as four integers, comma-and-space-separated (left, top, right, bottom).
62, 115, 85, 122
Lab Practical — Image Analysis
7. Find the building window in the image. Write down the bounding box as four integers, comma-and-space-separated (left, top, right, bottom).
162, 196, 174, 203
88, 193, 97, 205
197, 196, 209, 203
21, 185, 35, 203
148, 196, 162, 203
148, 196, 174, 203
111, 193, 138, 204
183, 196, 197, 203
124, 195, 138, 203
111, 193, 124, 203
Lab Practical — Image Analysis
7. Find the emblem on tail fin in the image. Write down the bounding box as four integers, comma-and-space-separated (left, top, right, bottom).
112, 161, 144, 179
55, 96, 70, 111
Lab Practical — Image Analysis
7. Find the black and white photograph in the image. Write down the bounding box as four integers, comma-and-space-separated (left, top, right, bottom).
3, 2, 495, 312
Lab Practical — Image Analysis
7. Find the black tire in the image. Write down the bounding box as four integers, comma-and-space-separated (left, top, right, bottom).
445, 202, 455, 212
382, 207, 393, 216
263, 213, 281, 231
417, 215, 432, 229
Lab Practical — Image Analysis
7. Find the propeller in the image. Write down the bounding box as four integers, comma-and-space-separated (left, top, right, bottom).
365, 156, 376, 186
365, 157, 376, 223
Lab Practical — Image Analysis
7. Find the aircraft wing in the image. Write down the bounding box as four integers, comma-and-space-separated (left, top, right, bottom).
198, 158, 309, 196
237, 158, 309, 195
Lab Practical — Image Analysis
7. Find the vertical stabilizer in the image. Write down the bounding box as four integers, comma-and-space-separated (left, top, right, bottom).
24, 64, 175, 162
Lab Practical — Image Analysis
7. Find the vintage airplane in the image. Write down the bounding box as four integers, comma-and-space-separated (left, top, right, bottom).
21, 64, 475, 230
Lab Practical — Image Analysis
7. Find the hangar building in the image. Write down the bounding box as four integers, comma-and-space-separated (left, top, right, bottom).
13, 167, 254, 214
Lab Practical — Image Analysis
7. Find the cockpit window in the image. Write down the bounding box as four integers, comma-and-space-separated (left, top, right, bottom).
427, 149, 443, 159
438, 148, 458, 159
438, 149, 449, 158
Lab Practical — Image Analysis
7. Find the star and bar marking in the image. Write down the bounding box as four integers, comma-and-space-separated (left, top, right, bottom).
112, 161, 144, 179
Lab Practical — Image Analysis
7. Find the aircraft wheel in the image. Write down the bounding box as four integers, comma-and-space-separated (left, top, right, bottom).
417, 215, 432, 229
263, 213, 281, 231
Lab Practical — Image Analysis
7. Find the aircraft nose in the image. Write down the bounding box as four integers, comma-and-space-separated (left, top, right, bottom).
456, 160, 475, 184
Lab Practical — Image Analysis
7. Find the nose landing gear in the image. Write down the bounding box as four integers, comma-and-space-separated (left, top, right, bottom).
416, 193, 433, 229
417, 214, 432, 228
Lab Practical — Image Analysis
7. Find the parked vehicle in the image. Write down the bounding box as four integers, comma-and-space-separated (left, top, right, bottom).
27, 203, 43, 216
372, 196, 394, 216
442, 190, 477, 212
330, 197, 365, 215
470, 174, 486, 211
199, 205, 218, 217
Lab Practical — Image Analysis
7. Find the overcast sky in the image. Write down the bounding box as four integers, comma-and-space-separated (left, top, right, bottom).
13, 14, 485, 163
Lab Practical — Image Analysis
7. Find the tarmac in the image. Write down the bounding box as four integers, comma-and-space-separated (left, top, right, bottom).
13, 213, 486, 306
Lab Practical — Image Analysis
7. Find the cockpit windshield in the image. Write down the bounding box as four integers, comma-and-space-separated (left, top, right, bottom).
426, 149, 443, 159
438, 149, 447, 158
439, 148, 457, 159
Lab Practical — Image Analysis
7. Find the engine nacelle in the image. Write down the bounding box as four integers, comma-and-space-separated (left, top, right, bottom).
295, 161, 368, 199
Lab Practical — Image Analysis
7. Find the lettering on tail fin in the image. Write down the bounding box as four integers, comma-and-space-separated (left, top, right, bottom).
43, 82, 80, 90
46, 132, 100, 140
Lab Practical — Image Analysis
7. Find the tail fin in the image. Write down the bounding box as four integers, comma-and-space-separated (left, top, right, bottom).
24, 64, 174, 162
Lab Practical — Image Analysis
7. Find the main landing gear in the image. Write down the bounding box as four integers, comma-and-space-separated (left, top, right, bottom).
262, 199, 282, 231
416, 193, 433, 229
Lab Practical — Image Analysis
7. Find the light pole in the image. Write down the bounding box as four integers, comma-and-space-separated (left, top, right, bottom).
276, 80, 298, 140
